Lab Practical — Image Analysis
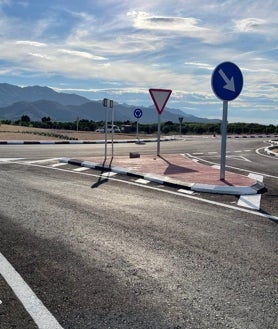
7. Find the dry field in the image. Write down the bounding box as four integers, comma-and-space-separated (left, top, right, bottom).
0, 124, 151, 141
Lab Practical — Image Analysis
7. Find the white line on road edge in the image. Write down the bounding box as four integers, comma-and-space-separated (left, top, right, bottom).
0, 158, 24, 162
24, 158, 61, 164
0, 252, 63, 329
237, 173, 264, 210
72, 166, 91, 172
51, 163, 68, 168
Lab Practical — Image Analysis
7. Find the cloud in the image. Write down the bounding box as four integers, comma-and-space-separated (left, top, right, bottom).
57, 49, 107, 61
128, 11, 206, 32
16, 40, 47, 47
234, 18, 266, 33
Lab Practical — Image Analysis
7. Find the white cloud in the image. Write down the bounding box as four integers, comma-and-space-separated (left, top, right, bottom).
57, 49, 107, 61
128, 11, 206, 32
16, 40, 47, 47
234, 18, 266, 33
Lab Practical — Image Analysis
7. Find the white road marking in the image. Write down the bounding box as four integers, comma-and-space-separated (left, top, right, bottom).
208, 151, 218, 154
177, 188, 194, 195
100, 171, 117, 177
237, 173, 264, 210
227, 155, 251, 162
193, 153, 204, 155
135, 178, 150, 184
51, 163, 68, 168
0, 252, 63, 329
25, 158, 61, 164
0, 158, 24, 162
73, 167, 91, 172
248, 173, 264, 182
237, 195, 261, 210
212, 164, 220, 169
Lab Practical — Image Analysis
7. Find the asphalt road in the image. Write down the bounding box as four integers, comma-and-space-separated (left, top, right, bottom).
0, 137, 277, 328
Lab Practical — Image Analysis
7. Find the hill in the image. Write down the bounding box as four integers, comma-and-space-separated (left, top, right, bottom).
0, 83, 220, 124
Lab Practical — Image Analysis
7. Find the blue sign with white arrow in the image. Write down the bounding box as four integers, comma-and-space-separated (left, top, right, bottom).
211, 62, 243, 101
134, 108, 143, 119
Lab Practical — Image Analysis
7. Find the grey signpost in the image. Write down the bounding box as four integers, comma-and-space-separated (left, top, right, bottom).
211, 62, 243, 180
178, 117, 184, 135
102, 98, 114, 159
149, 89, 172, 156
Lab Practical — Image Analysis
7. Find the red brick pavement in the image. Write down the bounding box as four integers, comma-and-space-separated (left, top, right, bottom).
79, 154, 256, 187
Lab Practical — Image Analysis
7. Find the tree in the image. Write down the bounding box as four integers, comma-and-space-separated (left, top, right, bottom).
42, 116, 51, 122
21, 115, 31, 122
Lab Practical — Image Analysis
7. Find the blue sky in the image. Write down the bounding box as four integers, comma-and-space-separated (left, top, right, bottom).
0, 0, 277, 124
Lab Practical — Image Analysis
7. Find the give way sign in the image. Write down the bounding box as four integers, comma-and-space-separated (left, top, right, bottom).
149, 88, 172, 114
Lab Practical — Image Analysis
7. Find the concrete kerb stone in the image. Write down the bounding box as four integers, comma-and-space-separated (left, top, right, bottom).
265, 141, 278, 157
191, 184, 258, 195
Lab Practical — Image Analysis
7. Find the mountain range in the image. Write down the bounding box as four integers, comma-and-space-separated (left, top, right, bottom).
0, 83, 220, 124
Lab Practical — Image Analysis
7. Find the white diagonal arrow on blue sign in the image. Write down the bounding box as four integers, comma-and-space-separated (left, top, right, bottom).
218, 69, 235, 92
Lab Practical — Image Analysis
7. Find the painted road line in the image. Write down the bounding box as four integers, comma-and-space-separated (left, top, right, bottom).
0, 158, 24, 162
101, 171, 117, 177
0, 252, 63, 329
192, 153, 204, 155
248, 173, 264, 182
237, 173, 264, 210
135, 178, 150, 184
51, 163, 68, 168
73, 167, 91, 172
237, 195, 261, 210
25, 158, 61, 164
212, 164, 220, 169
208, 152, 218, 154
178, 188, 194, 195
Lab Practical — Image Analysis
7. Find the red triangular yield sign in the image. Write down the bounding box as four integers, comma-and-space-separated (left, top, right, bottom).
149, 88, 172, 114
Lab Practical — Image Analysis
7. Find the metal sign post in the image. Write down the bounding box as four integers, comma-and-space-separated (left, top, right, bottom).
111, 106, 114, 159
211, 62, 243, 180
102, 98, 114, 160
105, 107, 108, 159
157, 114, 161, 155
220, 101, 228, 180
178, 117, 184, 135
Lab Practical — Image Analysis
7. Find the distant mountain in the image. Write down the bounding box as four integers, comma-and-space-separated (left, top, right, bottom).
0, 83, 220, 123
0, 83, 88, 107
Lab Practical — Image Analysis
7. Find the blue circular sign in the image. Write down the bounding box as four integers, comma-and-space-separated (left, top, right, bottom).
134, 108, 142, 119
211, 62, 243, 101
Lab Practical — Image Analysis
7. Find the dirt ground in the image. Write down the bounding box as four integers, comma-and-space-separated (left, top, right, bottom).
0, 124, 151, 141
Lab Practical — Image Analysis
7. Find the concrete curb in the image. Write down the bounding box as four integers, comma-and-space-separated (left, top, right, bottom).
264, 140, 278, 157
60, 158, 262, 195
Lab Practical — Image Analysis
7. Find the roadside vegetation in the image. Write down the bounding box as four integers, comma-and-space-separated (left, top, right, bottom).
1, 115, 277, 138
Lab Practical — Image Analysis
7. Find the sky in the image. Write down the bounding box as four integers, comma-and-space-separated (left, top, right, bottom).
0, 0, 277, 125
